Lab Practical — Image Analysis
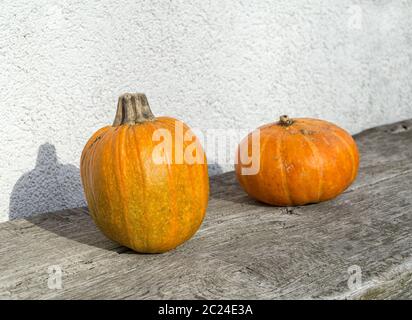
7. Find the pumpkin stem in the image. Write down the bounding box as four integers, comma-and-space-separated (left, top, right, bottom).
113, 93, 155, 126
279, 115, 294, 126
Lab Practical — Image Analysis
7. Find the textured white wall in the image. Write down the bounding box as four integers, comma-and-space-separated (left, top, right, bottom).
1, 0, 411, 221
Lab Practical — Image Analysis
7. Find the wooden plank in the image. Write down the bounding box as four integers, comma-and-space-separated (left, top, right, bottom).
0, 119, 411, 299
351, 268, 412, 300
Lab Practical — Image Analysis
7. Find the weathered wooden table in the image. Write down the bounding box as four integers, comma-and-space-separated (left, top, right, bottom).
0, 120, 411, 300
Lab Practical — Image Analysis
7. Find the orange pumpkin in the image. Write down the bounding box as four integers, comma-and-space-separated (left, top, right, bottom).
81, 93, 209, 253
235, 115, 359, 206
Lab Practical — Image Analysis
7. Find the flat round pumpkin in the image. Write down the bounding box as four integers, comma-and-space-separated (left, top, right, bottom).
235, 115, 359, 206
81, 93, 209, 253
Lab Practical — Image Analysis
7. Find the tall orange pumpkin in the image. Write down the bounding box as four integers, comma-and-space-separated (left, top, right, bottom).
81, 93, 209, 253
235, 116, 359, 206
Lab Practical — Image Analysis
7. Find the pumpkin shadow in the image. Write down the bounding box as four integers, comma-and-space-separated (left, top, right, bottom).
209, 171, 272, 207
25, 206, 138, 253
8, 143, 85, 220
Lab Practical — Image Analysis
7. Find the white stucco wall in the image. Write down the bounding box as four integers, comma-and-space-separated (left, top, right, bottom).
1, 0, 411, 221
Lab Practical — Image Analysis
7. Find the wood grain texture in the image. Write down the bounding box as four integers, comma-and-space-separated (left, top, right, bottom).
0, 119, 411, 300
